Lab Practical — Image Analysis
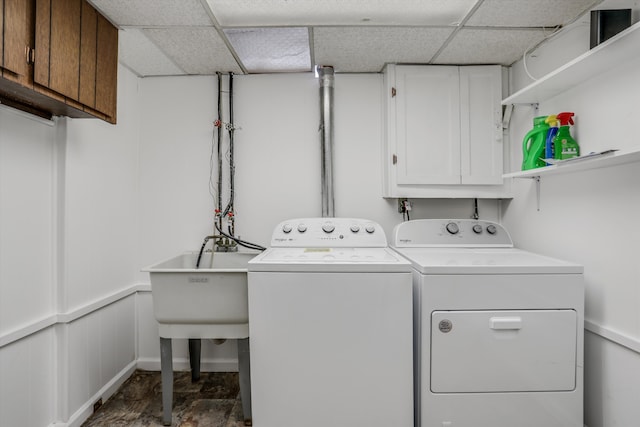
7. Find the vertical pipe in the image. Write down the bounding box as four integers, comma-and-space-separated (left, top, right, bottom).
216, 72, 223, 232
318, 66, 335, 218
227, 72, 236, 235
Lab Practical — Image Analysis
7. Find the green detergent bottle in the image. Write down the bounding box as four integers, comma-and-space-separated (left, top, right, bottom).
522, 116, 549, 170
553, 112, 580, 160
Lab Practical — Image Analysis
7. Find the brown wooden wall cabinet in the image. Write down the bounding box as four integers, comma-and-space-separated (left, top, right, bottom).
0, 0, 118, 123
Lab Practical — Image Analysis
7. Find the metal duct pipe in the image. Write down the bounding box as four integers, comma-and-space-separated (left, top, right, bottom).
318, 66, 335, 218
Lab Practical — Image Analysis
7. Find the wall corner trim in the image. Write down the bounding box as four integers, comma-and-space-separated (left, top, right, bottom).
0, 283, 147, 348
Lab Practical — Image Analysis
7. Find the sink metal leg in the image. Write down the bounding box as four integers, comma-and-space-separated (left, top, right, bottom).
160, 337, 173, 426
237, 338, 252, 425
188, 338, 202, 382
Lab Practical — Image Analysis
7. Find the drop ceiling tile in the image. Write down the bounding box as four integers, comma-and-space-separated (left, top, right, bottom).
466, 0, 599, 27
119, 29, 185, 76
144, 27, 243, 74
90, 0, 212, 26
314, 27, 455, 72
433, 28, 549, 65
207, 0, 477, 26
224, 28, 311, 73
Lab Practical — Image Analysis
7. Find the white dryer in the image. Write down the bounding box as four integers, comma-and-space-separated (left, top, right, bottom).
391, 219, 584, 427
248, 218, 413, 427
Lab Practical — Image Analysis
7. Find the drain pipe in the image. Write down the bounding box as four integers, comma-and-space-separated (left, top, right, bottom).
318, 65, 335, 218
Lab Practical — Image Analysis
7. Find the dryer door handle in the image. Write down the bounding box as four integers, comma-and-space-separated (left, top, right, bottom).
490, 316, 522, 330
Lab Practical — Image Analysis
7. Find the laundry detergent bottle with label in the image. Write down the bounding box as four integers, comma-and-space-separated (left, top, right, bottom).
544, 114, 559, 165
522, 115, 549, 170
553, 112, 580, 160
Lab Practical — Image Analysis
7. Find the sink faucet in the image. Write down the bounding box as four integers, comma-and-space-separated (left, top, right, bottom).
214, 236, 238, 253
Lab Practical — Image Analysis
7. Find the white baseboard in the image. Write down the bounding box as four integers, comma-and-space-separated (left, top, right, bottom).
63, 360, 138, 427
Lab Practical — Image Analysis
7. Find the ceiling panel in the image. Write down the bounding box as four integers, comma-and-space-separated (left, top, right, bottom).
314, 27, 455, 72
119, 29, 185, 77
433, 28, 550, 65
143, 27, 243, 75
466, 0, 601, 27
207, 0, 478, 26
90, 0, 213, 26
224, 28, 311, 73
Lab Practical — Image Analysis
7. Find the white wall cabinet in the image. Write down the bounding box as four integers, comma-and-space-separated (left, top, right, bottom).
383, 64, 509, 198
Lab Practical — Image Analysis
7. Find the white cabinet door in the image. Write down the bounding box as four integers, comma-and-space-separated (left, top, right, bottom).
460, 65, 504, 185
395, 65, 460, 185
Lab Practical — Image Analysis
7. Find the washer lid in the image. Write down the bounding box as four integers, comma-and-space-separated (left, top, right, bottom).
393, 247, 583, 274
248, 247, 411, 273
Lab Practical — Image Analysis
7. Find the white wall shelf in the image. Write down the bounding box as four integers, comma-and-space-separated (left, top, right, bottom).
502, 21, 640, 106
503, 149, 640, 179
503, 149, 640, 211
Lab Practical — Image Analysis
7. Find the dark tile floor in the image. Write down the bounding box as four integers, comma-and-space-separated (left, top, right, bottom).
82, 370, 249, 427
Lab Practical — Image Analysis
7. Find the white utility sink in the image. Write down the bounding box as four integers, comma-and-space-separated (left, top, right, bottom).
143, 250, 259, 425
143, 251, 259, 338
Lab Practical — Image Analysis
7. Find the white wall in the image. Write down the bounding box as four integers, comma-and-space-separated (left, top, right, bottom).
505, 3, 640, 426
0, 106, 57, 427
0, 64, 140, 427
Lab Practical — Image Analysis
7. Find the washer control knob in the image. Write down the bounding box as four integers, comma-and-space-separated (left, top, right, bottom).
472, 224, 483, 234
486, 224, 497, 235
365, 224, 376, 234
445, 222, 459, 235
350, 224, 361, 233
282, 223, 293, 234
322, 222, 335, 233
297, 223, 307, 233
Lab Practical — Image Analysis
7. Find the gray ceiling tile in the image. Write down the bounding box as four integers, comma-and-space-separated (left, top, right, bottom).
314, 27, 455, 72
119, 29, 185, 77
144, 27, 243, 75
206, 0, 478, 26
90, 0, 213, 26
432, 28, 549, 66
466, 0, 601, 27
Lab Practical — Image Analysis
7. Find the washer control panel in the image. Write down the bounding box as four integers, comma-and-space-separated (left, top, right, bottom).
392, 219, 513, 248
271, 218, 387, 247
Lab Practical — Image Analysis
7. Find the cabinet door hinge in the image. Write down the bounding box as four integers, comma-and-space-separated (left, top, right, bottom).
392, 154, 397, 165
391, 87, 396, 97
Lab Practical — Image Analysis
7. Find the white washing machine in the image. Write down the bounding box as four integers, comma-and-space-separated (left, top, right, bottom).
248, 218, 414, 427
390, 219, 584, 427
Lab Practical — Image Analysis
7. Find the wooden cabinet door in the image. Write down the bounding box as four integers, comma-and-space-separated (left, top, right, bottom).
79, 0, 97, 108
395, 65, 461, 185
94, 13, 118, 122
2, 0, 35, 86
34, 0, 81, 100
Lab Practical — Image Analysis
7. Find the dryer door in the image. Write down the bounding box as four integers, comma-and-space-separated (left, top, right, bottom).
431, 309, 577, 393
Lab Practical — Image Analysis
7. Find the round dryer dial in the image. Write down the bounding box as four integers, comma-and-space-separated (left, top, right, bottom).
445, 222, 459, 235
322, 222, 335, 233
486, 224, 497, 235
